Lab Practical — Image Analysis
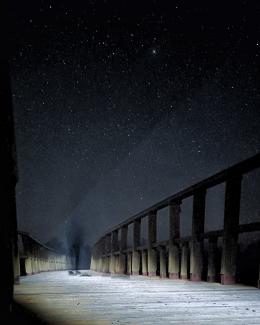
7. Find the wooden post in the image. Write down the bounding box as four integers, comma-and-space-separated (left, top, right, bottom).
132, 220, 141, 275
207, 236, 218, 282
96, 239, 102, 272
258, 264, 260, 289
115, 255, 119, 274
180, 242, 189, 280
106, 234, 112, 254
0, 58, 19, 315
106, 256, 110, 273
160, 246, 167, 278
127, 253, 132, 275
169, 201, 181, 239
105, 234, 112, 273
118, 226, 128, 274
101, 237, 106, 272
142, 250, 148, 275
13, 247, 20, 284
190, 189, 206, 281
112, 230, 119, 252
110, 255, 115, 274
168, 201, 181, 279
120, 226, 128, 252
101, 257, 106, 273
90, 246, 95, 271
148, 211, 157, 276
111, 230, 119, 274
221, 176, 242, 285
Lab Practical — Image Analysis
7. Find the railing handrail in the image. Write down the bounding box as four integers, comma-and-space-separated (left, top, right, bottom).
100, 220, 260, 257
18, 231, 65, 255
98, 152, 260, 239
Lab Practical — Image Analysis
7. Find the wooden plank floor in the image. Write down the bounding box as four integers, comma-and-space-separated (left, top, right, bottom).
14, 271, 260, 325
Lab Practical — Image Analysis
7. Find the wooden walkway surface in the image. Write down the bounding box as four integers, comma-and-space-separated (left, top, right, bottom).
14, 271, 260, 325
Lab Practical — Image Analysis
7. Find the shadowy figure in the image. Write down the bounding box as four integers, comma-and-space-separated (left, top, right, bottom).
72, 241, 81, 273
66, 218, 84, 272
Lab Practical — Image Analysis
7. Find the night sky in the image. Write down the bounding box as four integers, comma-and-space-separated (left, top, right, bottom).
9, 1, 260, 248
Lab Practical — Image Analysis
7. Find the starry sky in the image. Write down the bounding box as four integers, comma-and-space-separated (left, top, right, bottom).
9, 1, 260, 248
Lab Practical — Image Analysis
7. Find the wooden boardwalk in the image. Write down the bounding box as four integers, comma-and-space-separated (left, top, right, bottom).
14, 271, 260, 325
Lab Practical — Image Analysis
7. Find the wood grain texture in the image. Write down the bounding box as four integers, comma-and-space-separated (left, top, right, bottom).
14, 271, 260, 324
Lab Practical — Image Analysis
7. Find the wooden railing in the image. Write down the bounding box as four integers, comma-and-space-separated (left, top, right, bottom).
14, 232, 74, 280
90, 153, 260, 287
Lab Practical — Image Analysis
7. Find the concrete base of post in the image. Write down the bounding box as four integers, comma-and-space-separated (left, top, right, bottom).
168, 244, 180, 279
117, 254, 126, 275
148, 249, 157, 277
160, 247, 167, 278
207, 275, 217, 282
110, 255, 116, 274
169, 272, 179, 279
148, 272, 157, 276
190, 242, 203, 282
190, 274, 201, 281
180, 243, 189, 280
127, 253, 132, 275
207, 236, 218, 283
221, 274, 236, 285
132, 251, 140, 275
105, 257, 110, 274
141, 250, 148, 276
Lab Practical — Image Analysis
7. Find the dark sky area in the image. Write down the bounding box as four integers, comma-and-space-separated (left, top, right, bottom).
9, 1, 260, 248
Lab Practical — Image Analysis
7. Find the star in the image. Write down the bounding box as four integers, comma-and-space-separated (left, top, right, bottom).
10, 0, 260, 256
